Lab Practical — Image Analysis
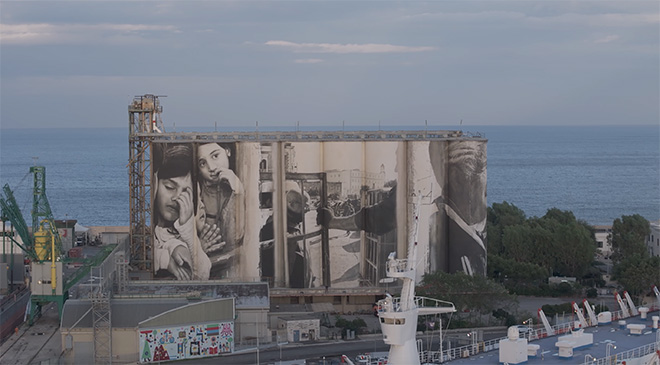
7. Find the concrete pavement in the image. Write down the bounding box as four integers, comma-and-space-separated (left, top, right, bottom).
0, 302, 62, 365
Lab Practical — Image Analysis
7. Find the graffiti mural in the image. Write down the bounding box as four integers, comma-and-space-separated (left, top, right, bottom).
138, 321, 234, 362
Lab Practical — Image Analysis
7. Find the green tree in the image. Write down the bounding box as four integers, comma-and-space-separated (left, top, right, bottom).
487, 203, 599, 294
334, 317, 367, 334
580, 265, 605, 288
497, 208, 596, 278
541, 211, 595, 278
540, 302, 574, 317
610, 214, 650, 263
543, 208, 578, 226
487, 201, 527, 255
613, 254, 660, 297
418, 271, 517, 326
487, 254, 549, 283
488, 201, 527, 227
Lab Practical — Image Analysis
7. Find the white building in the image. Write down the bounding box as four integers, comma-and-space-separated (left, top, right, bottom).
275, 314, 320, 343
646, 219, 660, 257
593, 225, 613, 258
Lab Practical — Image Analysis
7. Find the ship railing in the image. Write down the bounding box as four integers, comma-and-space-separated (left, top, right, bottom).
609, 308, 626, 321
583, 341, 659, 365
376, 296, 399, 313
423, 334, 659, 364
376, 296, 455, 314
414, 296, 456, 313
420, 314, 648, 363
421, 335, 505, 363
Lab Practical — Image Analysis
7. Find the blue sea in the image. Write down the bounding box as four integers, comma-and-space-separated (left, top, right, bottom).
0, 125, 658, 227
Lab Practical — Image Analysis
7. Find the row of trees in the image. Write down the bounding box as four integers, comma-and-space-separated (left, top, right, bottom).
610, 214, 660, 297
488, 202, 659, 297
486, 202, 597, 294
417, 202, 657, 328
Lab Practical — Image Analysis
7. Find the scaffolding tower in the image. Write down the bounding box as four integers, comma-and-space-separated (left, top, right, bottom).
115, 251, 128, 294
128, 95, 163, 271
92, 290, 112, 364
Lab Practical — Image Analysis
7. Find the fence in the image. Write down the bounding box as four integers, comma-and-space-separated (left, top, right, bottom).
583, 341, 660, 365
76, 239, 128, 296
420, 306, 659, 364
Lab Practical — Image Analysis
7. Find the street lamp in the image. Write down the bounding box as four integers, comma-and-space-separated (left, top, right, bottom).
277, 334, 289, 364
278, 335, 283, 365
606, 343, 616, 358
584, 354, 595, 363
256, 315, 259, 365
523, 318, 534, 340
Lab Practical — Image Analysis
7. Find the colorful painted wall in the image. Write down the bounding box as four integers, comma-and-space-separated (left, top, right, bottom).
138, 322, 234, 363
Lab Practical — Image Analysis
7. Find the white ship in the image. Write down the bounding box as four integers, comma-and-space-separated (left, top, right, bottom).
375, 194, 456, 365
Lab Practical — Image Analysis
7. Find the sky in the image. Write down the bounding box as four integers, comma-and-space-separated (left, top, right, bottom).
0, 1, 658, 129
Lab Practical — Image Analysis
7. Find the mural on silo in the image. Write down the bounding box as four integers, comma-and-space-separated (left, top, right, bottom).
150, 138, 487, 287
412, 140, 488, 276
257, 141, 399, 288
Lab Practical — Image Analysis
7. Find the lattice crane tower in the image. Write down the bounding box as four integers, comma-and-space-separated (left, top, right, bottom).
128, 94, 164, 270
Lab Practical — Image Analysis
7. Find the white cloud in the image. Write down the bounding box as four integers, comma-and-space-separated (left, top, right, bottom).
0, 23, 178, 45
595, 35, 620, 44
294, 58, 324, 64
265, 40, 435, 54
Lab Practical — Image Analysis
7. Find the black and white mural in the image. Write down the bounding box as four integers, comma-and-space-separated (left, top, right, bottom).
150, 139, 487, 287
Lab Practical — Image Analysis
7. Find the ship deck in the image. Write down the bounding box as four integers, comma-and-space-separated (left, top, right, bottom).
443, 310, 659, 364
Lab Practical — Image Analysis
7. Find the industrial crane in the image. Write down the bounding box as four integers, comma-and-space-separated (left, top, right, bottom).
1, 166, 113, 324
1, 166, 63, 263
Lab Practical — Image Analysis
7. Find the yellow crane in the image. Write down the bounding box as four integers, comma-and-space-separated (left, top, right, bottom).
1, 166, 113, 324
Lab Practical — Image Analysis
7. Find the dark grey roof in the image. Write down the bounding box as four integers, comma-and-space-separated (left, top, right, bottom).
117, 281, 269, 308
138, 298, 234, 328
61, 298, 189, 328
277, 313, 321, 321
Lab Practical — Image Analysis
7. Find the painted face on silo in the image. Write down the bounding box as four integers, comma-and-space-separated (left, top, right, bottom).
447, 141, 487, 225
155, 144, 193, 225
429, 140, 487, 225
197, 143, 230, 184
155, 174, 192, 224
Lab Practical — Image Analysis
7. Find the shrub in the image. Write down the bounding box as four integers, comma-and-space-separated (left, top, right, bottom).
586, 288, 598, 298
